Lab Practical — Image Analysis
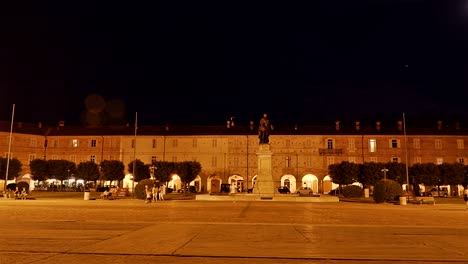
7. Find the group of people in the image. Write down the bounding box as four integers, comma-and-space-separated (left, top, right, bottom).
14, 187, 28, 200
145, 184, 165, 203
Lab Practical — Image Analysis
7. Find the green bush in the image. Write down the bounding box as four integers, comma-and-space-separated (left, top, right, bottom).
17, 181, 30, 194
342, 185, 363, 198
373, 179, 402, 203
135, 179, 157, 199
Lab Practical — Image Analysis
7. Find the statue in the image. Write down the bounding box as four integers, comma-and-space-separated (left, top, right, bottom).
258, 113, 271, 144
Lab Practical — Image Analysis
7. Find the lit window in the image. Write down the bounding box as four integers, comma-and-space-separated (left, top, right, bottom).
369, 139, 377, 152
349, 156, 356, 163
414, 157, 421, 164
72, 139, 79, 147
436, 157, 443, 164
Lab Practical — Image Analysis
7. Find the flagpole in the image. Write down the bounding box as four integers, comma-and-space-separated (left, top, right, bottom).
5, 104, 15, 191
132, 112, 137, 198
403, 112, 410, 199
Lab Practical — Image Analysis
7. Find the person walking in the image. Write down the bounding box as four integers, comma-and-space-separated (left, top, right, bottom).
145, 185, 152, 204
464, 188, 468, 210
158, 184, 165, 201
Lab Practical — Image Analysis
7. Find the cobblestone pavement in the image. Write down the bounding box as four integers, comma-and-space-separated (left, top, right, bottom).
0, 198, 467, 264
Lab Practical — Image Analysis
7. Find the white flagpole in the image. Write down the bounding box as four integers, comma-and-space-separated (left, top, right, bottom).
132, 112, 137, 197
5, 104, 15, 191
403, 112, 410, 198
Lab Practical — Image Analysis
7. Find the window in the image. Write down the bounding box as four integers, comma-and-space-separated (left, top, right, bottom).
389, 139, 399, 149
51, 139, 58, 148
391, 157, 399, 163
435, 139, 442, 150
4, 152, 12, 159
457, 139, 464, 149
458, 158, 464, 164
349, 156, 356, 163
90, 139, 97, 148
72, 139, 79, 147
414, 157, 421, 164
285, 156, 291, 167
369, 139, 377, 153
153, 139, 157, 148
326, 156, 334, 167
90, 155, 96, 162
348, 138, 355, 152
30, 138, 37, 147
172, 139, 178, 148
327, 139, 333, 149
413, 139, 420, 149
212, 139, 217, 148
70, 155, 76, 162
151, 156, 156, 163
132, 139, 135, 148
370, 157, 378, 162
192, 138, 197, 148
436, 157, 443, 164
51, 155, 58, 160
28, 154, 36, 163
305, 139, 312, 147
305, 156, 312, 167
211, 156, 217, 167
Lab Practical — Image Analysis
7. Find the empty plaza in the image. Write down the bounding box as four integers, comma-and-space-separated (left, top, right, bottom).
1, 198, 467, 264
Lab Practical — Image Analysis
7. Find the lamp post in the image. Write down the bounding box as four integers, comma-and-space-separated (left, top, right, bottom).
151, 165, 157, 180
381, 168, 388, 180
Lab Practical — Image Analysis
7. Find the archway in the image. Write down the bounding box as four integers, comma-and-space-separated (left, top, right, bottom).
280, 174, 297, 193
207, 175, 222, 193
189, 175, 202, 192
301, 174, 319, 194
323, 175, 339, 193
228, 174, 244, 192
168, 174, 181, 192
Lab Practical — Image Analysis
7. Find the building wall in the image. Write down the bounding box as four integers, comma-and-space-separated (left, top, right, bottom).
1, 129, 467, 193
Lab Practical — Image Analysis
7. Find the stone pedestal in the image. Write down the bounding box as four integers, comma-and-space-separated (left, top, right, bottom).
254, 144, 274, 195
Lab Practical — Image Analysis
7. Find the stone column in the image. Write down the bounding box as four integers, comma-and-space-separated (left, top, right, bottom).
254, 144, 274, 195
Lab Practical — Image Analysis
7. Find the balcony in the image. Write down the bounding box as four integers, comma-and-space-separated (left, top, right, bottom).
319, 148, 343, 156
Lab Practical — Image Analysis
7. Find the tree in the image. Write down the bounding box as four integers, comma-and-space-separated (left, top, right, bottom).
410, 163, 440, 187
29, 159, 49, 183
358, 162, 381, 188
76, 161, 100, 190
100, 160, 125, 186
438, 162, 465, 196
153, 161, 176, 183
127, 159, 149, 182
46, 160, 76, 191
176, 161, 201, 189
384, 162, 407, 185
329, 161, 359, 187
0, 157, 22, 181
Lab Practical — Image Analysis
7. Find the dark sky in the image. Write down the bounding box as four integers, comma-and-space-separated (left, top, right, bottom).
2, 0, 468, 127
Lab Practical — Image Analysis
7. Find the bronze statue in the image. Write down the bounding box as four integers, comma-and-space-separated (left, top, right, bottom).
258, 113, 271, 144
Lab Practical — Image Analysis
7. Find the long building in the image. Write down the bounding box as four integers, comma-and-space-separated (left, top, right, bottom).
1, 118, 467, 194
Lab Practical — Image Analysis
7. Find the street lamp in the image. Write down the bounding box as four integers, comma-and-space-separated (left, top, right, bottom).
151, 165, 157, 180
381, 168, 388, 180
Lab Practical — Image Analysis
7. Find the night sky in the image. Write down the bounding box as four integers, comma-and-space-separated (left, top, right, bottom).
2, 0, 468, 127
